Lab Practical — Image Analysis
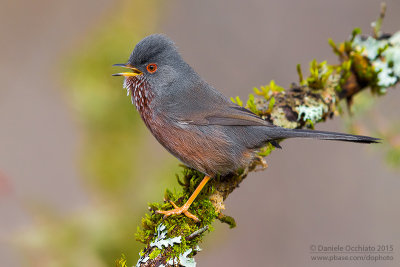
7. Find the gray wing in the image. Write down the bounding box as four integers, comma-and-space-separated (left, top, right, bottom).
180, 104, 272, 126
167, 83, 273, 127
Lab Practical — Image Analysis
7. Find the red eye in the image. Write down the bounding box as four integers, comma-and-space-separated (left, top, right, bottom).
146, 63, 157, 73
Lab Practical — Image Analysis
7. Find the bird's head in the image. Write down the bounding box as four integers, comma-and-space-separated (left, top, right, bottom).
113, 34, 194, 104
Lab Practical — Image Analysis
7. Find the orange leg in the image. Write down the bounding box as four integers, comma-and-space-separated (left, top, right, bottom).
156, 175, 211, 222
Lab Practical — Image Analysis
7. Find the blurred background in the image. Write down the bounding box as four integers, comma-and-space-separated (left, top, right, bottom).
1, 0, 399, 266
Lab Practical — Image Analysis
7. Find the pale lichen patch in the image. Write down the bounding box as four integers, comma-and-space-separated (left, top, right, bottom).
150, 224, 182, 250
296, 105, 326, 123
167, 249, 196, 267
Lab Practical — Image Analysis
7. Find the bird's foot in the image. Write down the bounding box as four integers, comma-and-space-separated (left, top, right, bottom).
156, 200, 199, 222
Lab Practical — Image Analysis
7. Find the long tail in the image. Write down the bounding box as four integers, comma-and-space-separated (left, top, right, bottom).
267, 127, 380, 144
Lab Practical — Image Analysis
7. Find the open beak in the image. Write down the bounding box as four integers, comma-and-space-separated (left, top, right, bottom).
112, 63, 143, 77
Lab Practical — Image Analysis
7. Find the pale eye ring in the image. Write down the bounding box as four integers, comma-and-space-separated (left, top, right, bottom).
146, 63, 157, 73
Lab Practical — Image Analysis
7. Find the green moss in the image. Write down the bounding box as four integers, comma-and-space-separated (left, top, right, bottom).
116, 254, 128, 267
230, 96, 243, 106
217, 214, 237, 228
337, 59, 353, 92
135, 167, 217, 261
253, 80, 285, 100
328, 38, 342, 57
250, 81, 284, 119
306, 60, 333, 90
258, 142, 276, 157
246, 94, 258, 114
351, 52, 380, 92
296, 64, 306, 85
149, 248, 162, 260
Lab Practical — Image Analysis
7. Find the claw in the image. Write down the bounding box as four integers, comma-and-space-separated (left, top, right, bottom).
156, 201, 199, 222
155, 176, 211, 222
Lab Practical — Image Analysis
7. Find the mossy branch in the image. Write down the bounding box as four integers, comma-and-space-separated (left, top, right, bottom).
127, 9, 400, 267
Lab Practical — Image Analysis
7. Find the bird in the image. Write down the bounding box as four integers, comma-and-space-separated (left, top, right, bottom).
113, 34, 379, 222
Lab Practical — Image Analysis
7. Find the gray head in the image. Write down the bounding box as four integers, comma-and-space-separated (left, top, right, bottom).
113, 34, 198, 97
128, 34, 180, 69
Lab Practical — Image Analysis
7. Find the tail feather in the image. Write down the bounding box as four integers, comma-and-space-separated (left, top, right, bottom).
267, 127, 380, 144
